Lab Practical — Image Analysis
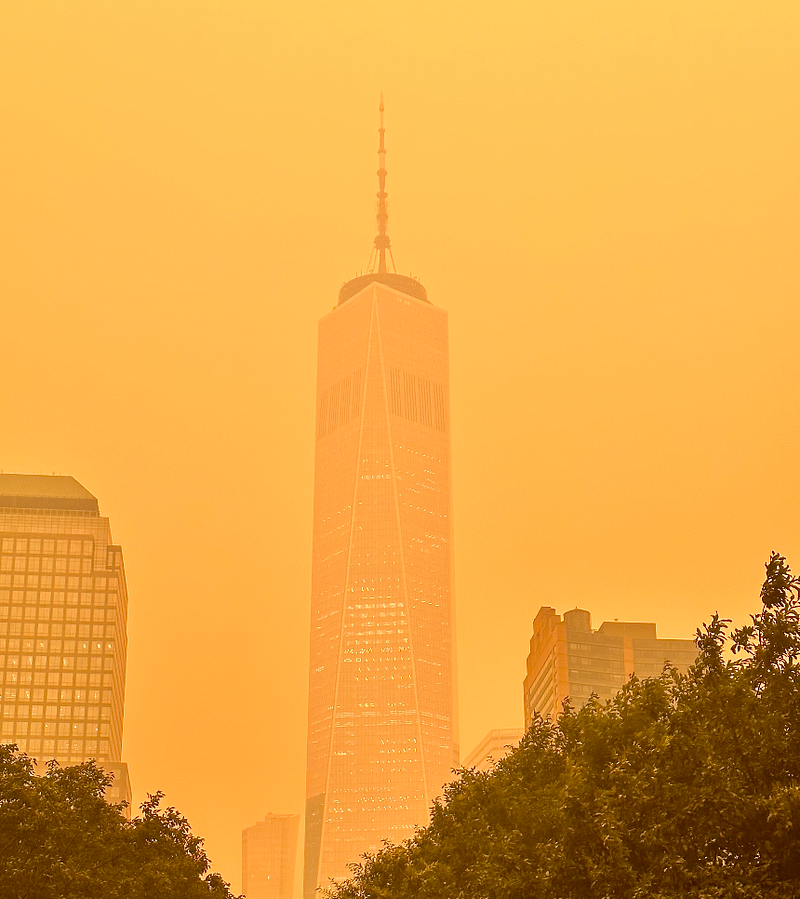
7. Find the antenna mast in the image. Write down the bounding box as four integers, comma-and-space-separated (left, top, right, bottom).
369, 93, 396, 274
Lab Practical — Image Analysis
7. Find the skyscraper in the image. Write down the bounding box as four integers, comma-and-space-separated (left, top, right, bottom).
304, 101, 457, 896
523, 606, 697, 727
242, 813, 300, 899
0, 474, 130, 807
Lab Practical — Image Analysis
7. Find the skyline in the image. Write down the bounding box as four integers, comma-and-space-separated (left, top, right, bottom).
2, 0, 799, 892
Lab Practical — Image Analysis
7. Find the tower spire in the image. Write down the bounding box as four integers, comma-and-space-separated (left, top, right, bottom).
371, 92, 395, 274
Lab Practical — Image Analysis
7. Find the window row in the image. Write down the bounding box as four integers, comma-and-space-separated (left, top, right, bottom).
1, 736, 112, 758
4, 687, 110, 702
1, 656, 116, 671
1, 638, 114, 652
0, 624, 118, 642
1, 670, 118, 688
1, 558, 94, 574
1, 715, 112, 731
0, 590, 118, 606
1, 605, 117, 622
0, 538, 94, 556
0, 574, 117, 589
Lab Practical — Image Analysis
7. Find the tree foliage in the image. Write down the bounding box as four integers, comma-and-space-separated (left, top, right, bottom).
0, 750, 239, 899
332, 553, 800, 899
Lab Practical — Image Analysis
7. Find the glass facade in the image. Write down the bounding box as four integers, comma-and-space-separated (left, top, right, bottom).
0, 475, 129, 806
523, 606, 697, 727
242, 813, 300, 899
305, 275, 457, 896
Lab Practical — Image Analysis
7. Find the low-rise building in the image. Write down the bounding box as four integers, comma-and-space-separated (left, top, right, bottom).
463, 728, 524, 773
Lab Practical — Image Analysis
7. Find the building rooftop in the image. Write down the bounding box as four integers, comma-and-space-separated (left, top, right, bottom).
597, 620, 658, 640
338, 272, 429, 306
0, 474, 99, 513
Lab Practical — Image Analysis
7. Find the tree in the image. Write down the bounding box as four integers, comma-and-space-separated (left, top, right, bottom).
331, 553, 800, 899
0, 749, 240, 899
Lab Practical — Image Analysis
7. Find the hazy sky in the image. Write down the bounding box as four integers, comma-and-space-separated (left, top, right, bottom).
1, 0, 799, 892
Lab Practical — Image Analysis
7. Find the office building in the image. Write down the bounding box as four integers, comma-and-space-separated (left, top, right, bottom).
304, 101, 457, 895
242, 813, 300, 899
0, 474, 130, 808
463, 728, 524, 773
523, 606, 697, 727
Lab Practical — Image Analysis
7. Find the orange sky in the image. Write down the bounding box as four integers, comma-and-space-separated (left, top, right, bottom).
1, 1, 799, 893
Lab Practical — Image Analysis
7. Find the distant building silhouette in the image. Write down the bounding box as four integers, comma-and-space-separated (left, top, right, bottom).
523, 606, 697, 727
242, 813, 299, 899
463, 728, 524, 773
304, 100, 458, 896
0, 474, 131, 810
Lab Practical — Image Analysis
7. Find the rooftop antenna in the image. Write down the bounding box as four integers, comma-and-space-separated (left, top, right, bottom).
368, 93, 396, 274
